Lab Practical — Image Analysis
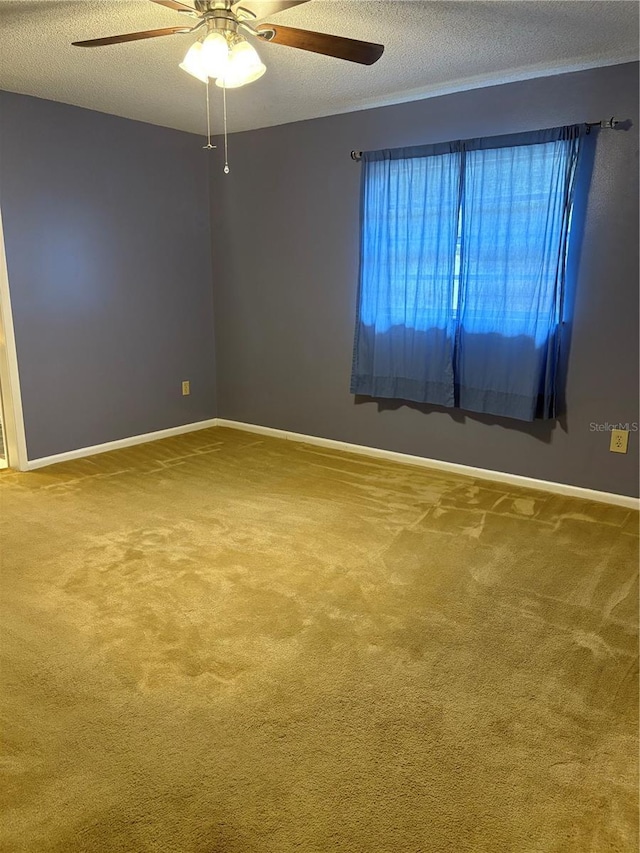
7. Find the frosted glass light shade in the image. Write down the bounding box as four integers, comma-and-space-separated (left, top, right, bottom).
201, 32, 230, 78
179, 42, 208, 82
216, 40, 265, 88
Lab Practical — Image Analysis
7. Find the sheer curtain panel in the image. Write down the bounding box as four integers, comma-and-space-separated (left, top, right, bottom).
350, 126, 585, 421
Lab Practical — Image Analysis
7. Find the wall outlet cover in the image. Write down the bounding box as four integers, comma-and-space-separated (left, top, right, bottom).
182, 380, 190, 396
610, 428, 629, 454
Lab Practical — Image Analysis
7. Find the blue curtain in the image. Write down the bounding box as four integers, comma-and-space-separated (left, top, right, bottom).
350, 144, 462, 407
351, 126, 585, 421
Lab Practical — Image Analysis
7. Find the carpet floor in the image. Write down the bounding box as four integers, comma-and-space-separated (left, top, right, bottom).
0, 427, 638, 852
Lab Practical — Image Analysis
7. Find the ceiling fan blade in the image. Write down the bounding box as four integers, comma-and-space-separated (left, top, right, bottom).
234, 1, 309, 19
72, 26, 192, 47
257, 24, 384, 65
150, 0, 199, 11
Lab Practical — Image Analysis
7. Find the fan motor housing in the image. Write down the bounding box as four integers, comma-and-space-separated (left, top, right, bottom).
194, 0, 256, 32
195, 1, 239, 14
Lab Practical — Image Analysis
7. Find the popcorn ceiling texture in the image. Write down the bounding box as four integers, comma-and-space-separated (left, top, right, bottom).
0, 0, 638, 134
0, 427, 638, 852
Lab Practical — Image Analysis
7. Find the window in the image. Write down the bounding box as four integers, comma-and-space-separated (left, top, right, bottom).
351, 126, 584, 422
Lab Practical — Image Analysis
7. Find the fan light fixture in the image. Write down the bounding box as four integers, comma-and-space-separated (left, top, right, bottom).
200, 31, 230, 77
179, 41, 208, 82
216, 39, 266, 88
180, 30, 265, 88
70, 0, 384, 171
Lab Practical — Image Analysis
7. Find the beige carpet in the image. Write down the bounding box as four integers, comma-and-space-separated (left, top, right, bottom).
1, 427, 638, 852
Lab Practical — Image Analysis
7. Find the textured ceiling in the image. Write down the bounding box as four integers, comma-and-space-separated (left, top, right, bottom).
0, 0, 638, 135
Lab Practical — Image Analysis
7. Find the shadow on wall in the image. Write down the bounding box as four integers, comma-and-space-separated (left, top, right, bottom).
354, 395, 557, 443
352, 324, 571, 441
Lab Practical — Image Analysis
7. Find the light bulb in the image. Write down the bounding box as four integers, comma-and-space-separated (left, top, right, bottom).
179, 41, 208, 83
216, 39, 266, 88
200, 32, 230, 78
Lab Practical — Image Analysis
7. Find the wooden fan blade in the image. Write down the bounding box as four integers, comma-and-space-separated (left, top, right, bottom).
257, 24, 384, 65
150, 0, 200, 12
72, 26, 192, 47
233, 1, 309, 19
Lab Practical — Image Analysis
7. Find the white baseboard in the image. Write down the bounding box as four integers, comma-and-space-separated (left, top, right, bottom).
216, 418, 640, 510
26, 418, 219, 471
23, 415, 639, 510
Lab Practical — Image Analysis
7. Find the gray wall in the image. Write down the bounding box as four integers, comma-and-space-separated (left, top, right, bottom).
1, 66, 638, 496
210, 62, 639, 498
0, 92, 216, 460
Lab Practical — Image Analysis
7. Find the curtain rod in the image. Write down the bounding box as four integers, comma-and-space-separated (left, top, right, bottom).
349, 117, 622, 161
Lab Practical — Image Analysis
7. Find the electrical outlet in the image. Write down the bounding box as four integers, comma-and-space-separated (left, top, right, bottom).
610, 428, 628, 454
182, 380, 190, 396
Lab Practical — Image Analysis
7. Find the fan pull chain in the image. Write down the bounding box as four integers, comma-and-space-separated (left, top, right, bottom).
222, 84, 230, 174
203, 79, 215, 151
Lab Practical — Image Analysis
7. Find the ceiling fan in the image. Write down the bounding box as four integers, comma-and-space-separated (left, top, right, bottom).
72, 1, 383, 168
72, 0, 384, 87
